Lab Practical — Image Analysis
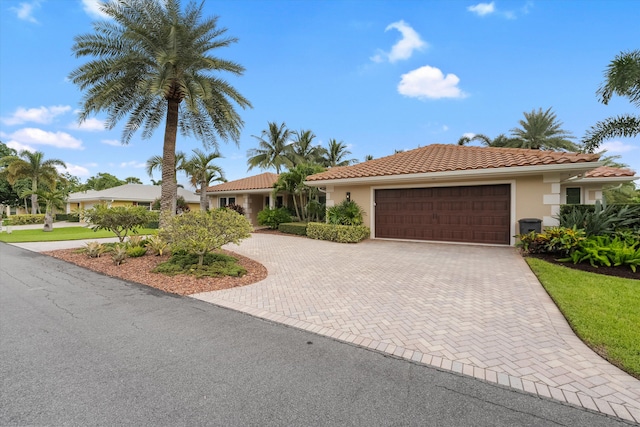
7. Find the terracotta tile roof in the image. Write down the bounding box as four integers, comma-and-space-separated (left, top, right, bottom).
306, 144, 600, 182
584, 166, 636, 178
206, 172, 279, 192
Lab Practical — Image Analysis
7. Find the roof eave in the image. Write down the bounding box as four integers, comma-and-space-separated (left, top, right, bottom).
305, 162, 604, 186
206, 188, 275, 195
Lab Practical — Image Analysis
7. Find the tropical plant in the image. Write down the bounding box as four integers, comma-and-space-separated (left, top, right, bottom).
583, 50, 640, 152
83, 241, 107, 258
326, 199, 365, 226
559, 235, 640, 272
0, 150, 66, 214
456, 133, 517, 147
509, 108, 579, 151
145, 234, 170, 256
124, 177, 143, 184
160, 209, 252, 266
557, 201, 640, 236
272, 164, 325, 221
183, 149, 225, 211
126, 246, 147, 258
69, 0, 251, 226
257, 207, 292, 229
84, 204, 152, 242
84, 172, 125, 191
289, 129, 326, 166
146, 151, 188, 190
323, 139, 356, 167
111, 244, 129, 265
457, 133, 492, 146
247, 121, 293, 173
20, 180, 67, 231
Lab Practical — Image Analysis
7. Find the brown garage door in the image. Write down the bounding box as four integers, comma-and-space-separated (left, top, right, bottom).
375, 184, 511, 245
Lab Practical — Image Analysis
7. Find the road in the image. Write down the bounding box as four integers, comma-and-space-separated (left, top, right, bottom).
0, 243, 628, 426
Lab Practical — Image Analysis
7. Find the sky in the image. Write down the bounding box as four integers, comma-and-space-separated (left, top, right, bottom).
1, 0, 638, 190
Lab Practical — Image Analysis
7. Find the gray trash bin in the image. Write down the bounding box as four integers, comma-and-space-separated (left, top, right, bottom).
518, 218, 542, 234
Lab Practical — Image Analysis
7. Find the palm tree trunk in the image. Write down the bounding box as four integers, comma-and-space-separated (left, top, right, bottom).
199, 183, 208, 211
31, 179, 38, 215
160, 98, 179, 227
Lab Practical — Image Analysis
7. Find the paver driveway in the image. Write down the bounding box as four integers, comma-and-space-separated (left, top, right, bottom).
194, 234, 640, 423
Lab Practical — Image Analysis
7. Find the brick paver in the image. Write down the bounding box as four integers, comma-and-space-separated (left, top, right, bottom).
193, 234, 640, 423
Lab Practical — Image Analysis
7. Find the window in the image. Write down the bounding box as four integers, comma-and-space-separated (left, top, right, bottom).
566, 187, 581, 205
276, 196, 284, 208
219, 197, 236, 207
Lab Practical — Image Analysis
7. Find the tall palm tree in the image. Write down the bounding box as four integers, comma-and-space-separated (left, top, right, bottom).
69, 0, 251, 226
583, 50, 640, 152
183, 148, 226, 211
509, 107, 579, 151
21, 180, 67, 231
289, 129, 326, 166
324, 139, 356, 167
247, 121, 293, 173
0, 150, 66, 214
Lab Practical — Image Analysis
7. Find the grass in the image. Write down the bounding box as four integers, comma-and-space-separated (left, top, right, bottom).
0, 226, 157, 243
526, 258, 640, 379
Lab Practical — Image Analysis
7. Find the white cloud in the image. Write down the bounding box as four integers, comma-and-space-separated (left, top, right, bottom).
101, 139, 123, 146
119, 161, 146, 169
10, 1, 41, 23
81, 0, 111, 19
2, 105, 71, 125
61, 163, 90, 177
397, 66, 466, 100
5, 140, 36, 153
467, 2, 495, 16
599, 140, 637, 154
371, 20, 427, 63
7, 128, 84, 150
69, 117, 105, 131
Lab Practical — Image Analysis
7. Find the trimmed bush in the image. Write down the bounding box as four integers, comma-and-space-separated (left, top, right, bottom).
4, 214, 46, 225
278, 222, 307, 236
257, 207, 292, 229
306, 222, 370, 243
327, 200, 365, 226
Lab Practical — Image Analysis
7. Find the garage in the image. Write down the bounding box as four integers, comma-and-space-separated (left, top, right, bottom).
374, 184, 511, 245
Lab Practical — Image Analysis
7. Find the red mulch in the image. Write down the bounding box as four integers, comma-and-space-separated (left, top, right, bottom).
526, 253, 639, 280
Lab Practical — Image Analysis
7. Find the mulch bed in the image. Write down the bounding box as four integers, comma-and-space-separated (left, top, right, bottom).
43, 248, 268, 296
526, 253, 639, 280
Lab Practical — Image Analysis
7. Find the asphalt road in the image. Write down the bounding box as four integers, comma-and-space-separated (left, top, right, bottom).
0, 243, 628, 426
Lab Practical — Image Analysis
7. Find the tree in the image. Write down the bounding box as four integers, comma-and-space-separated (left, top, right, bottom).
323, 139, 356, 167
69, 0, 251, 227
457, 133, 517, 147
146, 151, 188, 184
289, 129, 326, 166
0, 142, 21, 212
583, 50, 640, 152
161, 209, 252, 266
273, 163, 325, 221
247, 121, 293, 173
0, 150, 66, 214
363, 154, 374, 161
21, 180, 67, 231
84, 204, 152, 242
509, 108, 579, 151
183, 148, 226, 211
84, 172, 125, 191
124, 176, 143, 184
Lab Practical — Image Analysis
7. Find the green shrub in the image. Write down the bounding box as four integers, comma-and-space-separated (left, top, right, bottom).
111, 244, 128, 265
4, 214, 46, 225
257, 207, 292, 229
306, 222, 370, 243
327, 200, 365, 226
278, 222, 307, 236
559, 235, 640, 272
126, 235, 147, 248
126, 246, 147, 257
516, 226, 586, 256
84, 205, 152, 242
558, 202, 640, 236
153, 252, 246, 278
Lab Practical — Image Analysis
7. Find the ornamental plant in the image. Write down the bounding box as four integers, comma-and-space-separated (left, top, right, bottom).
161, 209, 252, 267
84, 204, 152, 242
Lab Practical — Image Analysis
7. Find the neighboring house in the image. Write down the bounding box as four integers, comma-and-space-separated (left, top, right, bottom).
563, 166, 637, 204
66, 184, 200, 212
205, 172, 287, 226
305, 144, 637, 246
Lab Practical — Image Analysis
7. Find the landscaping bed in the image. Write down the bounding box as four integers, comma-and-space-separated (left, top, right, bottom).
43, 248, 268, 295
526, 253, 638, 280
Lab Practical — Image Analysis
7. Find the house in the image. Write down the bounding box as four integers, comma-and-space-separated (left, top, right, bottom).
305, 144, 637, 246
205, 172, 285, 225
66, 184, 200, 212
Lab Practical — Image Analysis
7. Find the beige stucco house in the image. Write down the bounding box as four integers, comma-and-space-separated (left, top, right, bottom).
205, 172, 287, 226
67, 184, 200, 212
305, 144, 637, 246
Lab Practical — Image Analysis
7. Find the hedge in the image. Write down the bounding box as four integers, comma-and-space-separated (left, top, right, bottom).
306, 222, 370, 243
278, 222, 307, 236
3, 214, 46, 225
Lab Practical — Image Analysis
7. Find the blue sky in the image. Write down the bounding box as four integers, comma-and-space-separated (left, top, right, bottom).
1, 0, 638, 189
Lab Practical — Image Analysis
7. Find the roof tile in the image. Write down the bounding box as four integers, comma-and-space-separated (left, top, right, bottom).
584, 166, 636, 178
206, 172, 279, 192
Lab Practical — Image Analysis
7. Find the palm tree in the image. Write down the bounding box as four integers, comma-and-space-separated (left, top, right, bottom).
457, 133, 492, 146
364, 154, 374, 161
583, 50, 640, 152
69, 0, 251, 226
146, 151, 188, 182
0, 150, 66, 214
21, 180, 67, 231
289, 129, 326, 166
247, 121, 293, 173
509, 107, 579, 151
124, 177, 143, 184
324, 139, 356, 167
183, 148, 226, 211
457, 133, 517, 147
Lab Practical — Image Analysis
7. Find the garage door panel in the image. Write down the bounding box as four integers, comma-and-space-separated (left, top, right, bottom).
375, 184, 510, 245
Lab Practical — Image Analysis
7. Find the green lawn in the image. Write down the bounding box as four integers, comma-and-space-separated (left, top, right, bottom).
0, 227, 157, 243
526, 258, 640, 379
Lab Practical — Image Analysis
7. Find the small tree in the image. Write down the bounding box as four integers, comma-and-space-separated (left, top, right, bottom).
84, 204, 152, 242
162, 209, 252, 266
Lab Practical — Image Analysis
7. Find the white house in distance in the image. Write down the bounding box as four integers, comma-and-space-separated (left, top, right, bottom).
66, 184, 200, 212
